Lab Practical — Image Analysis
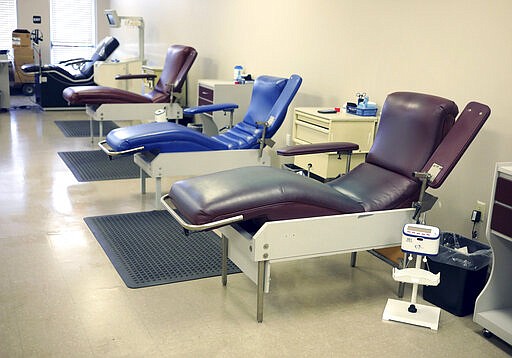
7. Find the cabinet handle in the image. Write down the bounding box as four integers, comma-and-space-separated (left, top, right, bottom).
201, 91, 209, 95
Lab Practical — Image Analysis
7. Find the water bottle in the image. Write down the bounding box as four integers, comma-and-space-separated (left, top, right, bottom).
234, 65, 243, 83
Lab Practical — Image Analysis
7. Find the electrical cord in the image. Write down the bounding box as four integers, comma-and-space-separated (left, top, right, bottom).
472, 221, 478, 239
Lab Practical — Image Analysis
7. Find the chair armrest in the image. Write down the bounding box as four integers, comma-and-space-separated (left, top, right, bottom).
115, 73, 157, 81
59, 57, 85, 64
183, 103, 239, 116
277, 142, 359, 156
64, 59, 92, 67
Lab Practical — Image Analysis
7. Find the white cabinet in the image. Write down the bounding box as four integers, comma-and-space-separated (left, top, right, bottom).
292, 107, 379, 178
197, 79, 253, 136
474, 162, 512, 344
94, 58, 143, 94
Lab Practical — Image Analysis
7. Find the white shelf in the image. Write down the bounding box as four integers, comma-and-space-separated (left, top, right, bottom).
475, 308, 512, 343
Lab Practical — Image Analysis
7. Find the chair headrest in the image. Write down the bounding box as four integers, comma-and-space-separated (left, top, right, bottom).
153, 45, 198, 96
80, 36, 120, 77
367, 92, 459, 179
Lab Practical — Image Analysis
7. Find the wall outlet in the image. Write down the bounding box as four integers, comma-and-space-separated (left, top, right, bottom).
474, 200, 486, 221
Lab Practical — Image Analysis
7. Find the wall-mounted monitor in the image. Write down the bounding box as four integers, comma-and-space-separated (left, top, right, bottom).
104, 9, 121, 28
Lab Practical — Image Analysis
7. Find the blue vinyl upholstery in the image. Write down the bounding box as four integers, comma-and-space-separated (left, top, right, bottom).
105, 74, 302, 153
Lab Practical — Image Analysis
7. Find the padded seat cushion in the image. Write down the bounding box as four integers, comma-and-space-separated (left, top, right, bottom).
62, 86, 156, 104
326, 163, 420, 211
107, 122, 229, 153
169, 166, 366, 226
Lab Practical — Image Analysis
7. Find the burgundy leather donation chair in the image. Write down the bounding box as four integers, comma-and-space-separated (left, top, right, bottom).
62, 45, 198, 140
162, 92, 491, 322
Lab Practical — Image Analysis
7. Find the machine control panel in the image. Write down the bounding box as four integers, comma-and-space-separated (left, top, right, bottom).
401, 223, 440, 256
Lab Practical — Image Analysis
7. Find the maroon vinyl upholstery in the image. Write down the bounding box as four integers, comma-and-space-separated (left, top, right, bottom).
422, 102, 491, 188
365, 92, 457, 179
169, 92, 490, 227
62, 45, 197, 105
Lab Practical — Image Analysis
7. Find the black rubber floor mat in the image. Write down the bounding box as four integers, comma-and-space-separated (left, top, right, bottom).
58, 150, 139, 182
55, 120, 119, 137
84, 210, 241, 288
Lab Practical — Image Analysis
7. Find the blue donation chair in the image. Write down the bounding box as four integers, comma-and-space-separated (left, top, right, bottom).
99, 74, 303, 207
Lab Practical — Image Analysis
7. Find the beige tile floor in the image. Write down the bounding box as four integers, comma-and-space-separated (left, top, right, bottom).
0, 99, 511, 357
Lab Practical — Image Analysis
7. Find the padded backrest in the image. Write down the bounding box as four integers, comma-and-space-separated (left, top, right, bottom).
366, 92, 459, 179
212, 75, 302, 149
242, 75, 302, 130
151, 45, 198, 97
80, 36, 120, 77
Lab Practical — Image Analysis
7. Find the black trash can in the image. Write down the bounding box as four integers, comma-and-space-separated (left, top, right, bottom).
423, 232, 492, 316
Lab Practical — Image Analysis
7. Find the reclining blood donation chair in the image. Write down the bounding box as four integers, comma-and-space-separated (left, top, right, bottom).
62, 45, 198, 141
161, 92, 491, 322
95, 74, 302, 208
21, 36, 120, 109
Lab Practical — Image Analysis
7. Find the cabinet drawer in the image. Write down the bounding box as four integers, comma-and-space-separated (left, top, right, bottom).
198, 86, 214, 101
491, 202, 512, 238
295, 113, 330, 129
495, 177, 512, 207
294, 120, 329, 143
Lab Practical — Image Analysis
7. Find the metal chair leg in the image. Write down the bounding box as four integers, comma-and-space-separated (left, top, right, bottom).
221, 234, 228, 286
257, 261, 266, 323
155, 176, 162, 209
90, 118, 94, 143
350, 252, 357, 267
140, 168, 147, 194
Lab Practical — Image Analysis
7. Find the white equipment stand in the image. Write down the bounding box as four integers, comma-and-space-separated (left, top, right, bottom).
382, 223, 441, 330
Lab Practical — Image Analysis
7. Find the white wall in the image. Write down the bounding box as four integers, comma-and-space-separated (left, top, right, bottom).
108, 0, 512, 239
20, 0, 512, 238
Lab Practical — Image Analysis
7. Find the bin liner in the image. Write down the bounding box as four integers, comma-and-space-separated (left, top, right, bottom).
429, 232, 492, 271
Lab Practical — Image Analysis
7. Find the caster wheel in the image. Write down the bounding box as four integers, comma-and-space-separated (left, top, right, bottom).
483, 328, 493, 338
22, 83, 34, 96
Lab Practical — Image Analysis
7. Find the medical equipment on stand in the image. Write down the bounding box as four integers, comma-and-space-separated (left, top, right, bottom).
382, 223, 441, 330
104, 9, 145, 63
